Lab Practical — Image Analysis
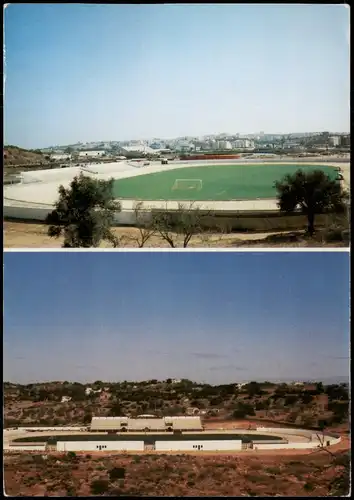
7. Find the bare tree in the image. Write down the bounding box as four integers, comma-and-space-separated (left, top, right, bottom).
132, 201, 156, 248
308, 421, 336, 459
152, 202, 215, 248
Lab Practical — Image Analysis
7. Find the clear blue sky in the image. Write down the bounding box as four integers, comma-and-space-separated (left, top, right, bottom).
4, 4, 350, 149
4, 251, 349, 385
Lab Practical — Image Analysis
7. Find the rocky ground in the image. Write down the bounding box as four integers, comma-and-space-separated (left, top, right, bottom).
4, 446, 350, 497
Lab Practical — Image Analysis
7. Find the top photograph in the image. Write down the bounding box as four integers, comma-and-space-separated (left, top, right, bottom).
3, 4, 350, 249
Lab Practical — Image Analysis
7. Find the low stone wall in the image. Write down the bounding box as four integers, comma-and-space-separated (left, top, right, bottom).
4, 200, 346, 235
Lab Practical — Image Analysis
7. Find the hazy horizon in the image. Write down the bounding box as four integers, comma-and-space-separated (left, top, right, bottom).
4, 4, 350, 149
4, 252, 350, 385
3, 376, 350, 386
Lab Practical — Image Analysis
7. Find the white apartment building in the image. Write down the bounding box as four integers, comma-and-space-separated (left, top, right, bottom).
233, 139, 255, 149
329, 136, 341, 147
217, 140, 232, 150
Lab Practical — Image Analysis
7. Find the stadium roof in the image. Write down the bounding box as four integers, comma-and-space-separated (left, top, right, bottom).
90, 416, 203, 431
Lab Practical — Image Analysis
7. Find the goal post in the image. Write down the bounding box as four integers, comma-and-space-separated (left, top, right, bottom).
171, 179, 203, 191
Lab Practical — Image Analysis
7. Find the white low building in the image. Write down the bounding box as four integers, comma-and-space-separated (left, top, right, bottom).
50, 154, 71, 161
61, 396, 72, 403
120, 145, 158, 157
55, 438, 241, 453
155, 439, 242, 452
85, 387, 102, 395
57, 440, 144, 452
78, 151, 105, 158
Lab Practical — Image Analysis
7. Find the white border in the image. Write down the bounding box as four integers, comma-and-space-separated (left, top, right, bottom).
4, 248, 349, 253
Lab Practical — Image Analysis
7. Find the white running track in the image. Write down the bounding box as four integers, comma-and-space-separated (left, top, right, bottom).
3, 426, 341, 453
4, 160, 350, 225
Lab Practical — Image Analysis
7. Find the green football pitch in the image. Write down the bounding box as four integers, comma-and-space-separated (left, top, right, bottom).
112, 164, 338, 201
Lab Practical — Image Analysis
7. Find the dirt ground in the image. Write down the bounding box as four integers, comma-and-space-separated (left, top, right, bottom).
3, 221, 347, 248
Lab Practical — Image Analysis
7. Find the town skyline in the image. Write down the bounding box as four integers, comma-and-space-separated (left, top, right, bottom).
7, 130, 350, 152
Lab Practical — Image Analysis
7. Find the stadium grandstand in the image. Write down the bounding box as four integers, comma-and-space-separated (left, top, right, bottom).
90, 416, 203, 432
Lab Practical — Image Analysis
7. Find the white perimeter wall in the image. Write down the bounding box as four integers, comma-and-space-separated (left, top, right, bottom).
16, 427, 87, 432
8, 445, 46, 451
256, 427, 312, 438
254, 428, 341, 449
56, 441, 144, 452
254, 442, 321, 450
155, 440, 242, 451
3, 204, 138, 225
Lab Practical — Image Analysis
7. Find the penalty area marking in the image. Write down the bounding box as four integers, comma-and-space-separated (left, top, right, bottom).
172, 179, 203, 191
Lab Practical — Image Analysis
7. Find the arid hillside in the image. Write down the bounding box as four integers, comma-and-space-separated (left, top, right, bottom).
4, 146, 48, 167
4, 380, 349, 435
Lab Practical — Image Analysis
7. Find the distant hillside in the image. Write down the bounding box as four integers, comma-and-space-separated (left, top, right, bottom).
3, 379, 349, 432
4, 145, 48, 166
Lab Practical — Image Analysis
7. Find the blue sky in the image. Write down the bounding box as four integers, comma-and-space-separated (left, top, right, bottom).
4, 251, 349, 385
4, 4, 350, 149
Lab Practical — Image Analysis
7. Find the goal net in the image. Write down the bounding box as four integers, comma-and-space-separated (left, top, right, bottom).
172, 179, 203, 191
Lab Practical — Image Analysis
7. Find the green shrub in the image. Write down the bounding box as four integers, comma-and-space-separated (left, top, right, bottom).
265, 466, 280, 474
108, 487, 125, 496
109, 467, 126, 481
90, 479, 109, 495
324, 227, 349, 243
66, 485, 77, 496
304, 482, 315, 492
247, 474, 265, 483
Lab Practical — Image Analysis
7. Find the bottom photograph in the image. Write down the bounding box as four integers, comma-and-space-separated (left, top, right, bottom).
4, 251, 350, 497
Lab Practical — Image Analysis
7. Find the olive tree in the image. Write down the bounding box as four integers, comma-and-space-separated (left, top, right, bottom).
275, 169, 348, 236
46, 173, 121, 247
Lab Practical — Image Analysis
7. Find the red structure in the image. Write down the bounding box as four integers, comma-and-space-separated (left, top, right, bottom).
315, 394, 329, 412
180, 154, 241, 161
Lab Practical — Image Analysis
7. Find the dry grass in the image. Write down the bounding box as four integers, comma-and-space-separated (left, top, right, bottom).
3, 221, 348, 248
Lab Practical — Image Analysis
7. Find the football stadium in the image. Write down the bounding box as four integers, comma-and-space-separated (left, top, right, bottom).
4, 416, 341, 454
3, 159, 349, 230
